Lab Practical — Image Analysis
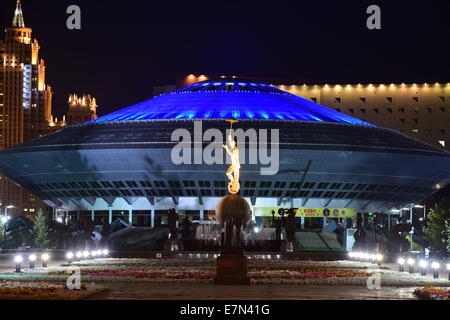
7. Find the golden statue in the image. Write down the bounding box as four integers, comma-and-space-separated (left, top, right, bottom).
223, 120, 240, 194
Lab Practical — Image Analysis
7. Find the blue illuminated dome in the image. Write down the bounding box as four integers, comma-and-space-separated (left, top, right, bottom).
90, 80, 374, 126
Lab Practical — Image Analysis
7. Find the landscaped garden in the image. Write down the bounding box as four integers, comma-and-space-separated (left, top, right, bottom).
0, 279, 105, 300
1, 258, 449, 289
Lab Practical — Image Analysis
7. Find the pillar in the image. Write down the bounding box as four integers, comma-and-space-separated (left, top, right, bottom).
200, 207, 205, 222
129, 209, 133, 225
387, 213, 391, 230
151, 210, 155, 228
108, 209, 112, 224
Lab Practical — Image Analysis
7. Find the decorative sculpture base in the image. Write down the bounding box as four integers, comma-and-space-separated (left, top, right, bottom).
214, 248, 250, 285
214, 194, 251, 285
163, 239, 183, 251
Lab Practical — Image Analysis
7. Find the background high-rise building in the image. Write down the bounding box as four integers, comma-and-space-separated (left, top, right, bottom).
0, 1, 99, 218
0, 1, 54, 217
274, 83, 450, 152
66, 94, 98, 124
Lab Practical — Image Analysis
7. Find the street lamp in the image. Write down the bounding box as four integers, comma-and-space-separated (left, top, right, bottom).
66, 252, 74, 264
4, 205, 15, 216
375, 254, 383, 264
76, 251, 83, 260
419, 260, 428, 276
14, 255, 23, 273
41, 253, 50, 268
407, 258, 415, 273
431, 261, 440, 278
2, 205, 14, 223
28, 254, 36, 269
398, 257, 405, 272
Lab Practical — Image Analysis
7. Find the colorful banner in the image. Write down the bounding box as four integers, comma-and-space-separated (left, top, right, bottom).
254, 207, 357, 218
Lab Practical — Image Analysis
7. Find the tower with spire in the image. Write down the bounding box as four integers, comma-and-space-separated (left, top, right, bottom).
0, 0, 55, 217
12, 0, 25, 28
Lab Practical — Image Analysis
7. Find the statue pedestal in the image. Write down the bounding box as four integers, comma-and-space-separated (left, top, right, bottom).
163, 239, 183, 251
214, 248, 250, 285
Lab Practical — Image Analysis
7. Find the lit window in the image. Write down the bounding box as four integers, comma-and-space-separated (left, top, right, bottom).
438, 141, 445, 147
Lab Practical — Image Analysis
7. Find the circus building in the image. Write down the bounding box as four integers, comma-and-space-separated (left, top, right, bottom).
0, 80, 449, 228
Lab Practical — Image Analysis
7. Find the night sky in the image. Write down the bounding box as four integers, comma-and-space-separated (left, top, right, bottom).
0, 0, 449, 118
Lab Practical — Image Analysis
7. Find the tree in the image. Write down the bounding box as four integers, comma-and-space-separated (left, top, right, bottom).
425, 203, 450, 255
33, 209, 50, 249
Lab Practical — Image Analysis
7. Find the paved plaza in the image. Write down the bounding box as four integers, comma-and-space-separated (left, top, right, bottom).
88, 282, 417, 300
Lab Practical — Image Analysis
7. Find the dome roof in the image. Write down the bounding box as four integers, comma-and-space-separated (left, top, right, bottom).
90, 80, 374, 126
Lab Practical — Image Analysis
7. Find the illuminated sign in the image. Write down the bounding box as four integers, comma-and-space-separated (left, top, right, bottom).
254, 207, 357, 218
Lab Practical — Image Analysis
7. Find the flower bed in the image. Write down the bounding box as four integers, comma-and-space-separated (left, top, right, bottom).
0, 259, 374, 285
1, 259, 449, 287
0, 280, 106, 300
414, 286, 450, 300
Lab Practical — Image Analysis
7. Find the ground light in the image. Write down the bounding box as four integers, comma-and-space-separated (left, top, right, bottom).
28, 254, 36, 269
419, 260, 428, 276
66, 252, 74, 264
375, 254, 383, 266
83, 251, 90, 259
14, 255, 22, 273
398, 257, 405, 272
431, 262, 440, 278
76, 251, 82, 260
102, 249, 109, 257
96, 250, 102, 257
41, 253, 50, 268
407, 258, 415, 273
91, 250, 97, 258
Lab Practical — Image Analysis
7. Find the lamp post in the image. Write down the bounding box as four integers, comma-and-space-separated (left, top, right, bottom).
41, 253, 49, 268
3, 205, 15, 222
431, 262, 440, 279
407, 258, 415, 273
408, 204, 414, 251
14, 255, 23, 273
398, 257, 405, 272
29, 254, 36, 269
419, 260, 428, 276
66, 252, 74, 264
447, 263, 450, 281
76, 251, 82, 261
